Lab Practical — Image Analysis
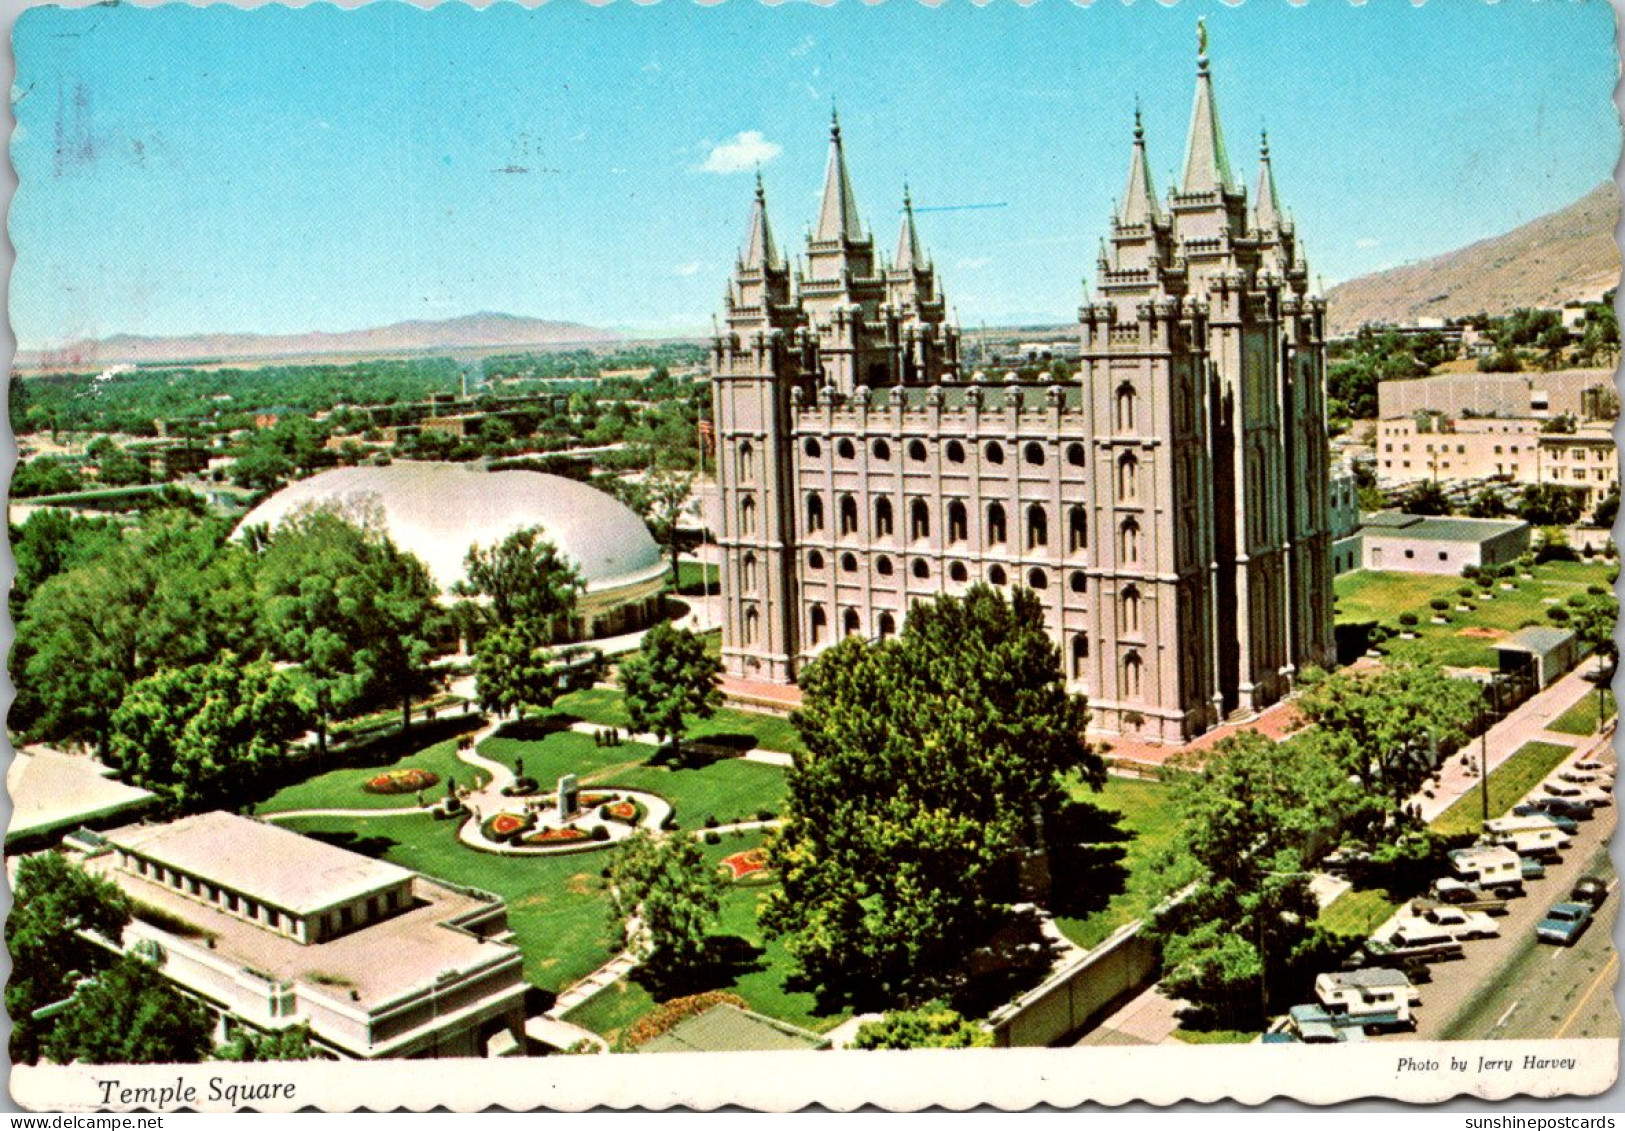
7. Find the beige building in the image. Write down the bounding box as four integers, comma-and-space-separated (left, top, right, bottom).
1537, 423, 1617, 510
1358, 513, 1530, 575
1376, 369, 1617, 421
710, 39, 1335, 744
1376, 416, 1617, 512
87, 813, 527, 1059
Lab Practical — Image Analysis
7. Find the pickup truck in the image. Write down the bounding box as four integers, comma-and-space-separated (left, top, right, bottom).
1535, 902, 1594, 946
1282, 1004, 1371, 1043
1425, 880, 1508, 914
1570, 876, 1609, 909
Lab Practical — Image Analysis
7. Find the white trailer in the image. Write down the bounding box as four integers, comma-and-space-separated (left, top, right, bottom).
1482, 815, 1572, 860
1447, 845, 1524, 896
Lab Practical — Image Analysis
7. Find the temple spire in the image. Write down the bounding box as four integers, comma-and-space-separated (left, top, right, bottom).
740, 169, 783, 271
1180, 18, 1235, 194
894, 183, 925, 270
815, 106, 866, 243
1119, 99, 1161, 226
1253, 128, 1283, 231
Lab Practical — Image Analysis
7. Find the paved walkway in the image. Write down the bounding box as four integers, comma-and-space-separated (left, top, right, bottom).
547, 950, 643, 1018
1075, 985, 1185, 1047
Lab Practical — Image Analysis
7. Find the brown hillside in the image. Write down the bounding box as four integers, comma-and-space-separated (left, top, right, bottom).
1325, 183, 1619, 337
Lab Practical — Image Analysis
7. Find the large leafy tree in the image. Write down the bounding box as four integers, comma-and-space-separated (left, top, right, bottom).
850, 1006, 993, 1049
107, 654, 308, 812
618, 622, 722, 759
615, 469, 695, 582
255, 503, 442, 749
1147, 731, 1352, 1028
7, 852, 133, 1065
43, 954, 213, 1066
456, 526, 585, 717
215, 1024, 317, 1062
13, 509, 261, 752
763, 585, 1102, 1007
606, 832, 725, 987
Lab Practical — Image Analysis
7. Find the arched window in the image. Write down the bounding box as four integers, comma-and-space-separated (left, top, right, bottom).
985, 441, 1005, 465
1027, 504, 1049, 549
809, 604, 828, 644
872, 439, 891, 461
742, 552, 757, 591
843, 608, 861, 637
837, 438, 856, 460
1069, 506, 1088, 552
989, 565, 1008, 586
1116, 382, 1138, 431
1123, 652, 1143, 699
739, 440, 755, 481
740, 496, 757, 537
910, 499, 931, 540
840, 552, 858, 573
875, 497, 894, 538
744, 606, 760, 645
1118, 452, 1139, 501
807, 549, 825, 570
1120, 518, 1140, 564
948, 500, 968, 543
805, 493, 824, 533
1028, 568, 1048, 590
1066, 442, 1086, 468
946, 440, 966, 464
1072, 634, 1089, 679
878, 612, 897, 640
1070, 571, 1087, 594
908, 440, 928, 462
1122, 585, 1142, 634
912, 558, 930, 580
950, 562, 968, 583
876, 555, 894, 577
1024, 442, 1046, 466
803, 438, 822, 459
987, 503, 1008, 544
839, 494, 859, 536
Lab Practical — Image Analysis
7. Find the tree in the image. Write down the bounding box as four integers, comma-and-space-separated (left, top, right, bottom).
1594, 484, 1619, 529
11, 456, 86, 498
43, 954, 213, 1066
1519, 483, 1585, 527
1147, 731, 1352, 1029
614, 469, 695, 583
1401, 479, 1453, 516
108, 654, 308, 812
606, 832, 724, 985
1466, 487, 1509, 518
763, 585, 1103, 1007
850, 1006, 993, 1049
256, 504, 442, 748
618, 623, 722, 759
7, 852, 133, 1065
1296, 657, 1482, 827
215, 1024, 317, 1062
457, 527, 585, 718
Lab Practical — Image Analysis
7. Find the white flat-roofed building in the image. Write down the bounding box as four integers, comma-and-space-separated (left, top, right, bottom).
87, 813, 527, 1059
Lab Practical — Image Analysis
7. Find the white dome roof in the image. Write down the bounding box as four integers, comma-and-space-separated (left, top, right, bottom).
237, 463, 667, 594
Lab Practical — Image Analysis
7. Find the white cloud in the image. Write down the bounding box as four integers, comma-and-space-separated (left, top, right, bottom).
674, 261, 705, 277
957, 257, 992, 270
698, 130, 782, 174
790, 36, 816, 57
1355, 237, 1380, 249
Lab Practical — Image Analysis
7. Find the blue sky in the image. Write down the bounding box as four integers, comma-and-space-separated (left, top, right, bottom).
10, 1, 1619, 347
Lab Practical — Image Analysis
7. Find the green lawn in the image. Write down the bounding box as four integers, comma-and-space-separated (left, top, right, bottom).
672, 561, 720, 596
556, 687, 805, 755
274, 811, 616, 993
1317, 886, 1402, 938
1548, 691, 1615, 737
1053, 775, 1184, 950
1429, 739, 1577, 837
562, 831, 849, 1046
479, 727, 656, 786
255, 739, 486, 815
1334, 560, 1612, 669
602, 758, 787, 828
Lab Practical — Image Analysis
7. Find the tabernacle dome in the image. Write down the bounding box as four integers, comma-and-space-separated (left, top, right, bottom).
236, 462, 669, 640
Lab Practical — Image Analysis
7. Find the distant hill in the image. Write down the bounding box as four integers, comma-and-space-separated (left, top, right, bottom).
1325, 183, 1619, 337
17, 312, 621, 369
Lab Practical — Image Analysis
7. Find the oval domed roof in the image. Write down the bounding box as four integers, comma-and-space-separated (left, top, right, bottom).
237, 463, 667, 594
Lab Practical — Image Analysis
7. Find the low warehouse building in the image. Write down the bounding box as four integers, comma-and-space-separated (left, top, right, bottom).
1358, 512, 1530, 575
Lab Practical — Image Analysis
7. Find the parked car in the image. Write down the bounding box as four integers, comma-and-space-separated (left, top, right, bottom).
1570, 877, 1610, 909
1511, 802, 1580, 832
1520, 856, 1547, 882
1536, 902, 1594, 946
1558, 769, 1613, 787
1313, 969, 1420, 1033
1419, 904, 1500, 939
1541, 781, 1611, 809
1448, 846, 1524, 897
1573, 759, 1611, 773
1284, 1004, 1370, 1043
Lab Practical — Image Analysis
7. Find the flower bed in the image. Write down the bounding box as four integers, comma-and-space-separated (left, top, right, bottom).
362, 767, 441, 795
481, 813, 528, 840
718, 847, 771, 882
580, 792, 616, 807
524, 826, 591, 845
601, 798, 645, 825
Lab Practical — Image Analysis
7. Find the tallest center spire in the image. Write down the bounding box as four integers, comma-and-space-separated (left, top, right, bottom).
1180, 18, 1234, 194
816, 104, 866, 244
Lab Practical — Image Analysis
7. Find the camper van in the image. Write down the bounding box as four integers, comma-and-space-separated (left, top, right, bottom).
1313, 969, 1419, 1032
1482, 815, 1572, 860
1447, 845, 1524, 897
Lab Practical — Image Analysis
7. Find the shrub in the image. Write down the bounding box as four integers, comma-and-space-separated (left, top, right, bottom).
755, 808, 773, 822
1588, 584, 1607, 596
704, 815, 719, 829
590, 825, 610, 842
1429, 599, 1449, 612
1547, 607, 1571, 623
703, 830, 721, 845
1458, 586, 1476, 599
1398, 612, 1419, 628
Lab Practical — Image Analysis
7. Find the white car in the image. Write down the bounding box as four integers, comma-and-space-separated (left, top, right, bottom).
1543, 781, 1613, 808
1389, 904, 1500, 946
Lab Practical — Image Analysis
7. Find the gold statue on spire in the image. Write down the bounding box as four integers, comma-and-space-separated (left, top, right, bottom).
1197, 18, 1208, 58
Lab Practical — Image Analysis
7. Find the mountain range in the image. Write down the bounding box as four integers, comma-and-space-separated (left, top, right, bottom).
1324, 182, 1619, 337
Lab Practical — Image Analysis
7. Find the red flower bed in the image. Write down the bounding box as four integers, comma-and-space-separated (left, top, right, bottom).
580, 793, 615, 807
719, 848, 770, 882
363, 767, 441, 795
603, 799, 641, 824
524, 826, 590, 845
482, 813, 527, 840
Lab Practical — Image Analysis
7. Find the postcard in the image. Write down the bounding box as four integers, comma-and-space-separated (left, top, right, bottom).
5, 0, 1620, 1112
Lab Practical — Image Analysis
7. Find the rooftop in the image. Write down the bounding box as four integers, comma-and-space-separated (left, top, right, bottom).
1361, 512, 1528, 542
104, 812, 413, 916
1493, 626, 1577, 657
638, 1003, 828, 1054
1323, 968, 1411, 990
6, 746, 157, 843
